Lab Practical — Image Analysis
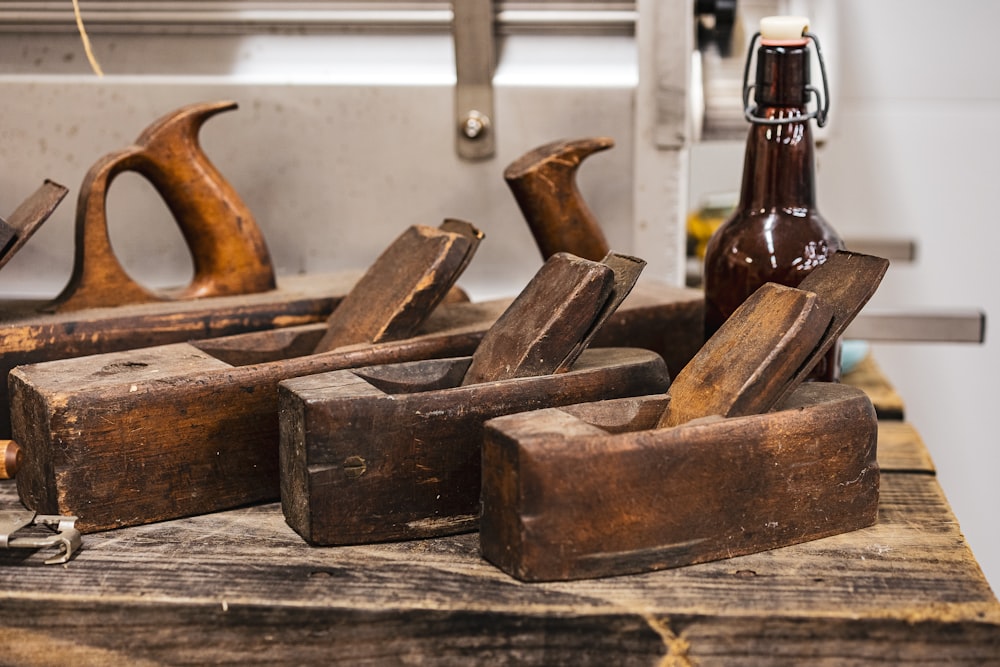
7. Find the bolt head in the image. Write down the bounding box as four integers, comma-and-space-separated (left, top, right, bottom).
460, 110, 490, 140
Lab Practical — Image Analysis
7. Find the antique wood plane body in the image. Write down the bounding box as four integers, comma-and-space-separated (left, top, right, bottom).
480, 251, 890, 581
278, 252, 669, 545
280, 348, 668, 545
10, 240, 701, 532
480, 382, 879, 581
0, 102, 366, 437
0, 272, 359, 438
9, 220, 486, 532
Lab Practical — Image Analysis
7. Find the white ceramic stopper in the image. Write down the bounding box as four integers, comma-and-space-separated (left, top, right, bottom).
760, 16, 810, 44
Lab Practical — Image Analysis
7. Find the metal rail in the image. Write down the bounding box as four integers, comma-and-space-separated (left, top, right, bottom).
0, 2, 637, 35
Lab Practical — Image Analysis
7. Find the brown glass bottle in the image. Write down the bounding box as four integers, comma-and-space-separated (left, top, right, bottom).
702, 24, 844, 380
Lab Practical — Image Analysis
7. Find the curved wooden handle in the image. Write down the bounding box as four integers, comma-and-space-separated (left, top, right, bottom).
52, 101, 275, 312
504, 137, 613, 262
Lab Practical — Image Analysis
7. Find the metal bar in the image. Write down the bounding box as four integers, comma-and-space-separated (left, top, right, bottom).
452, 0, 496, 160
846, 238, 917, 263
845, 310, 986, 344
0, 2, 636, 36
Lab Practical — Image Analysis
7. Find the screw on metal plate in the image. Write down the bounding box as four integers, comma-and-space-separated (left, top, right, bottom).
0, 510, 82, 564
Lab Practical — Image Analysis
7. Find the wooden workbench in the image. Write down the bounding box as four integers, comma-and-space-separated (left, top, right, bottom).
1, 356, 998, 665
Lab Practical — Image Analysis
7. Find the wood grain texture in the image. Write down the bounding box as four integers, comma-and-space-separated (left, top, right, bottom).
279, 348, 669, 545
9, 283, 703, 533
657, 283, 832, 427
842, 354, 906, 420
313, 221, 482, 353
482, 383, 880, 581
0, 271, 361, 438
0, 434, 996, 664
462, 253, 613, 385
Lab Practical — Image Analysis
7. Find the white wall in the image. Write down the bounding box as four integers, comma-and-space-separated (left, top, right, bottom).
830, 0, 999, 595
693, 0, 999, 593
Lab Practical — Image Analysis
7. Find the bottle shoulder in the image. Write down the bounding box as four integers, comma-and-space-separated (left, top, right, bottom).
704, 210, 844, 275
711, 209, 842, 245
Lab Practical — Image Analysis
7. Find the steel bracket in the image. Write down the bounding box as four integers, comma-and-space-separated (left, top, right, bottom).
0, 509, 82, 565
452, 0, 496, 160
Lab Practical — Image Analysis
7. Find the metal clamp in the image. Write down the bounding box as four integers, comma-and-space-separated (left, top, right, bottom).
0, 510, 82, 565
742, 30, 831, 127
452, 0, 496, 160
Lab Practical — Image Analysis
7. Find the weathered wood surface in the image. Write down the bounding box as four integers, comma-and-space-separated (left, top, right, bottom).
481, 383, 879, 581
279, 348, 669, 545
841, 353, 906, 420
0, 409, 997, 665
657, 283, 831, 428
461, 252, 640, 385
0, 180, 68, 272
767, 251, 890, 406
9, 280, 702, 533
313, 220, 482, 353
0, 271, 361, 438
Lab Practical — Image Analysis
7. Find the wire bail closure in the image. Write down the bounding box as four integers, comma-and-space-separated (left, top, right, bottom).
742, 30, 830, 127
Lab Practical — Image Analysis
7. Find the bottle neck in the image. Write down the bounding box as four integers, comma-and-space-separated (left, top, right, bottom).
738, 113, 817, 211
739, 43, 817, 211
754, 43, 810, 107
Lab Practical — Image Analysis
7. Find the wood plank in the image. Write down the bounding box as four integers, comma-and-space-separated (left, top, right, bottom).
878, 421, 935, 473
0, 466, 996, 664
842, 354, 906, 420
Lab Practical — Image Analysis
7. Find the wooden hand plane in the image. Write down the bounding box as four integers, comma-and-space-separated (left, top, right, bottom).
480, 252, 890, 581
278, 252, 670, 546
0, 102, 364, 439
10, 219, 484, 532
9, 236, 702, 533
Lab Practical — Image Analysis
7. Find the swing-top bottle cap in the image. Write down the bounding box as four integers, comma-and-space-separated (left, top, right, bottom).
760, 16, 810, 46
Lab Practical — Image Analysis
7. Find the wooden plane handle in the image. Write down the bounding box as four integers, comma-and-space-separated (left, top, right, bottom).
461, 252, 616, 386
0, 180, 69, 272
312, 220, 484, 354
553, 252, 646, 373
768, 250, 891, 407
657, 283, 833, 428
51, 101, 276, 312
505, 137, 613, 262
658, 252, 889, 429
